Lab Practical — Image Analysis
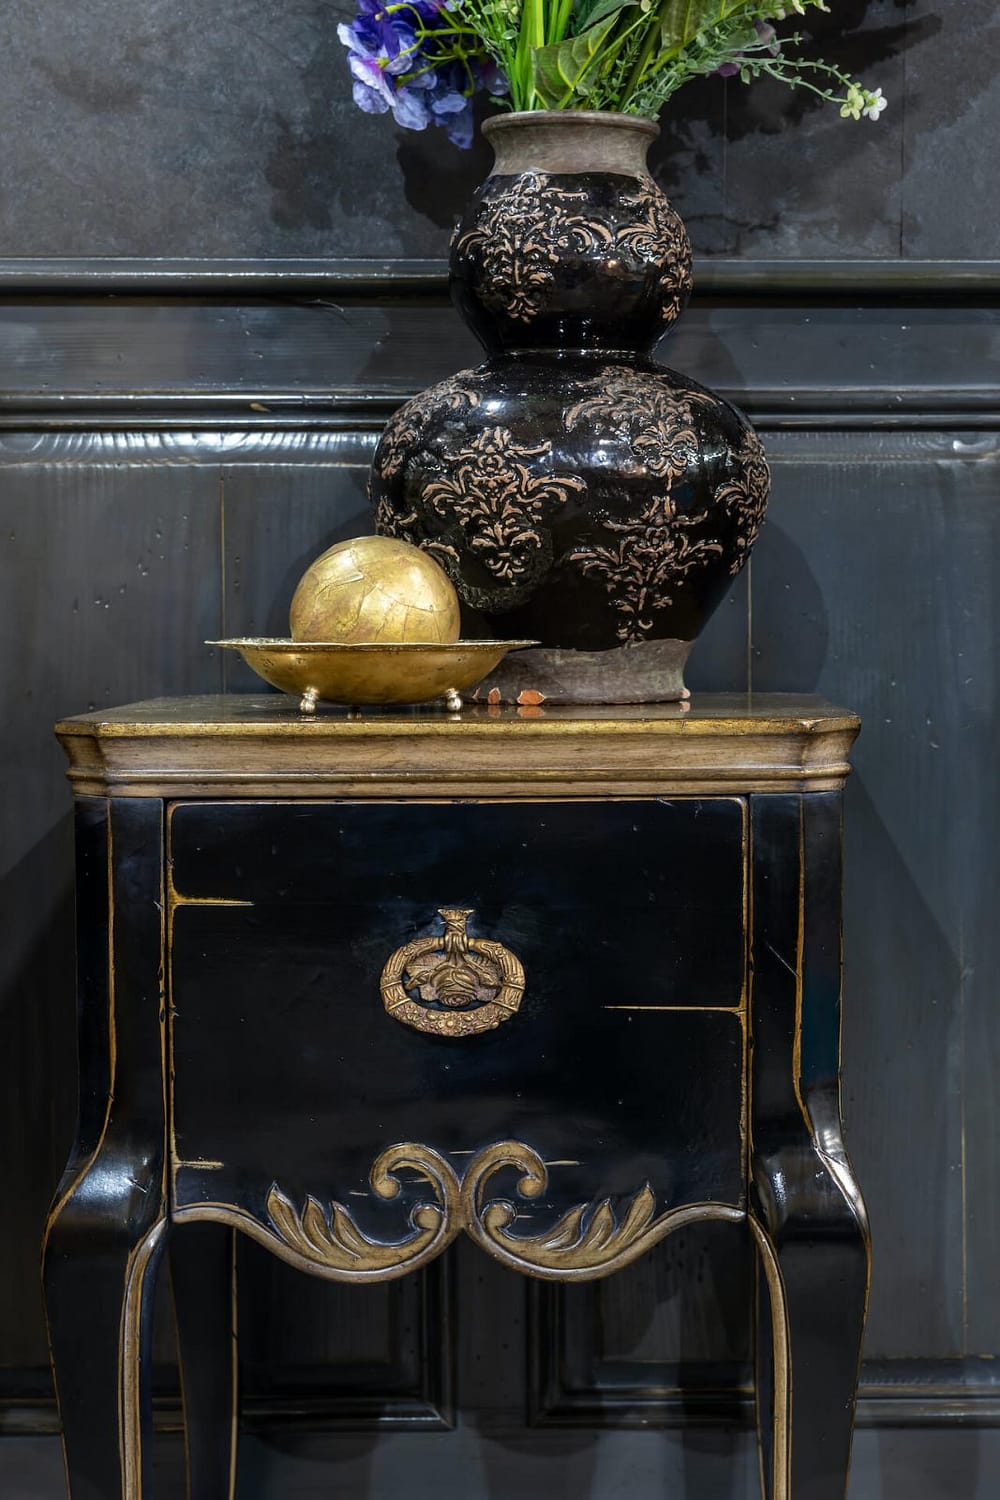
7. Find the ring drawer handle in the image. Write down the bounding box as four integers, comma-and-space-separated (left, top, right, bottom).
380, 907, 525, 1037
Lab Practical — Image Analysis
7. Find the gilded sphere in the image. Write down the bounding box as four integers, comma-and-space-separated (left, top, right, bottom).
289, 536, 461, 645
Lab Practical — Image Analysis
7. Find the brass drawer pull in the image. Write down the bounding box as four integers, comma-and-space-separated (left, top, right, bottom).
380, 907, 525, 1037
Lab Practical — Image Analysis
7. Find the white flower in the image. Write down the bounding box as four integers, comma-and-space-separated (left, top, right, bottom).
862, 87, 888, 121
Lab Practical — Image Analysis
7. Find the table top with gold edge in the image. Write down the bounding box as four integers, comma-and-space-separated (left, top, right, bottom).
55, 692, 861, 799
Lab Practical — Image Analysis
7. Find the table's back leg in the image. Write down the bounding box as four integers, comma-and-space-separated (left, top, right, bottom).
169, 1223, 239, 1500
42, 799, 169, 1500
748, 793, 871, 1500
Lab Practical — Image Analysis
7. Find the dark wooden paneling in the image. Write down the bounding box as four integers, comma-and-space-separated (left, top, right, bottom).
750, 430, 998, 1360
2, 302, 1000, 430
0, 452, 221, 1399
236, 1243, 453, 1427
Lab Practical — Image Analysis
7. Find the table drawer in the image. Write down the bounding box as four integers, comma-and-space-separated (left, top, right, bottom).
168, 798, 747, 1273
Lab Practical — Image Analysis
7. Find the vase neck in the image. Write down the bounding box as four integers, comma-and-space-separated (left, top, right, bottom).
483, 110, 658, 178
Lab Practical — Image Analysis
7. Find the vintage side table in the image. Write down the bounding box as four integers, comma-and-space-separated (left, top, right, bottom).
43, 694, 870, 1500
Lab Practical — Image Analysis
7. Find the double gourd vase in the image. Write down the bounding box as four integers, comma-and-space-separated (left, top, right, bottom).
370, 110, 769, 703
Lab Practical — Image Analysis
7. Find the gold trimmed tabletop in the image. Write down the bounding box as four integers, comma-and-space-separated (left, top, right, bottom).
55, 693, 860, 799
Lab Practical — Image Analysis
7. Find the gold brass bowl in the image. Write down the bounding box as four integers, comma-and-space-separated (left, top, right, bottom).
208, 639, 539, 712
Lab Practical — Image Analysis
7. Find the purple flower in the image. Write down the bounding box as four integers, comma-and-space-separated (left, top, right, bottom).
347, 50, 394, 110
715, 17, 781, 79
393, 86, 432, 130
753, 20, 780, 55
339, 0, 506, 148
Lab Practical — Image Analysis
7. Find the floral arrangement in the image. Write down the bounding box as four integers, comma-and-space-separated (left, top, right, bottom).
339, 0, 886, 147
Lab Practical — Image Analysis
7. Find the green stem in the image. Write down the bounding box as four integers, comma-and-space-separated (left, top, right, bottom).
621, 0, 673, 100
547, 0, 574, 46
512, 0, 543, 108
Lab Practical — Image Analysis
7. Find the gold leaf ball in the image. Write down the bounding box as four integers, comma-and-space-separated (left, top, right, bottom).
289, 536, 461, 645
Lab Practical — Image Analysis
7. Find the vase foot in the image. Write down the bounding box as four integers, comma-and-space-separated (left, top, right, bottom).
466, 638, 692, 706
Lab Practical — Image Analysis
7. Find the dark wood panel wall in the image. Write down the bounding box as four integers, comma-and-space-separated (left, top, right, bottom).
1, 1, 998, 1493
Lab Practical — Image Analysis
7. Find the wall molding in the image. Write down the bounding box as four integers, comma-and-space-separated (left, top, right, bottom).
3, 1367, 997, 1436
1, 257, 1000, 302
0, 1392, 454, 1438
0, 388, 998, 432
525, 1379, 1000, 1432
529, 1288, 1000, 1431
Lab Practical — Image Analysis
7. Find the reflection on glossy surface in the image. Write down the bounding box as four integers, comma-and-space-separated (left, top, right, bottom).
207, 638, 538, 706
371, 115, 770, 698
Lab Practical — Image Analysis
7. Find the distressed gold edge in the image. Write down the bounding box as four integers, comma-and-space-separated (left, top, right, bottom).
745, 800, 871, 1500
59, 730, 858, 775
55, 710, 860, 740
740, 799, 750, 1163
748, 1216, 791, 1500
172, 1201, 461, 1284
836, 808, 873, 1492
792, 802, 812, 1137
64, 771, 856, 799
174, 1198, 745, 1283
790, 801, 873, 1258
120, 1217, 169, 1500
747, 798, 760, 1500
229, 1231, 239, 1500
470, 1202, 745, 1282
167, 803, 180, 1203
124, 806, 171, 1500
754, 1252, 767, 1500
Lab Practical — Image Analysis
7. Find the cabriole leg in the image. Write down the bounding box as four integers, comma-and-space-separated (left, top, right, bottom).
170, 1223, 239, 1500
751, 1156, 869, 1500
43, 797, 169, 1500
749, 792, 871, 1500
44, 1187, 167, 1500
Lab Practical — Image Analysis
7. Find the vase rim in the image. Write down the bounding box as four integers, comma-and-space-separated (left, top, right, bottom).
483, 110, 660, 142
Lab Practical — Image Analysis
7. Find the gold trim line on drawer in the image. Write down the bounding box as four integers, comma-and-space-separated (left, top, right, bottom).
173, 1140, 745, 1284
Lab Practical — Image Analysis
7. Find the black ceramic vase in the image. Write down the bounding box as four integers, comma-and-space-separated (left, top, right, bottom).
370, 110, 769, 703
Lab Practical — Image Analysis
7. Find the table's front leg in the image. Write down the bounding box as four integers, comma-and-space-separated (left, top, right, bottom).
169, 1223, 238, 1500
748, 793, 870, 1500
42, 799, 169, 1500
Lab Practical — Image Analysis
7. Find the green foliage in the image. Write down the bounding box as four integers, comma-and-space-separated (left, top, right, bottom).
657, 0, 749, 58
454, 0, 886, 122
533, 13, 627, 107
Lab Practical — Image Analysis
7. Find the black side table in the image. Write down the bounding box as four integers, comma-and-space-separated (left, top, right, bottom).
43, 693, 869, 1499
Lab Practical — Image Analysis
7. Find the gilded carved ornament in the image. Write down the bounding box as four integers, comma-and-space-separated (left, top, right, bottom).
265, 1141, 742, 1283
